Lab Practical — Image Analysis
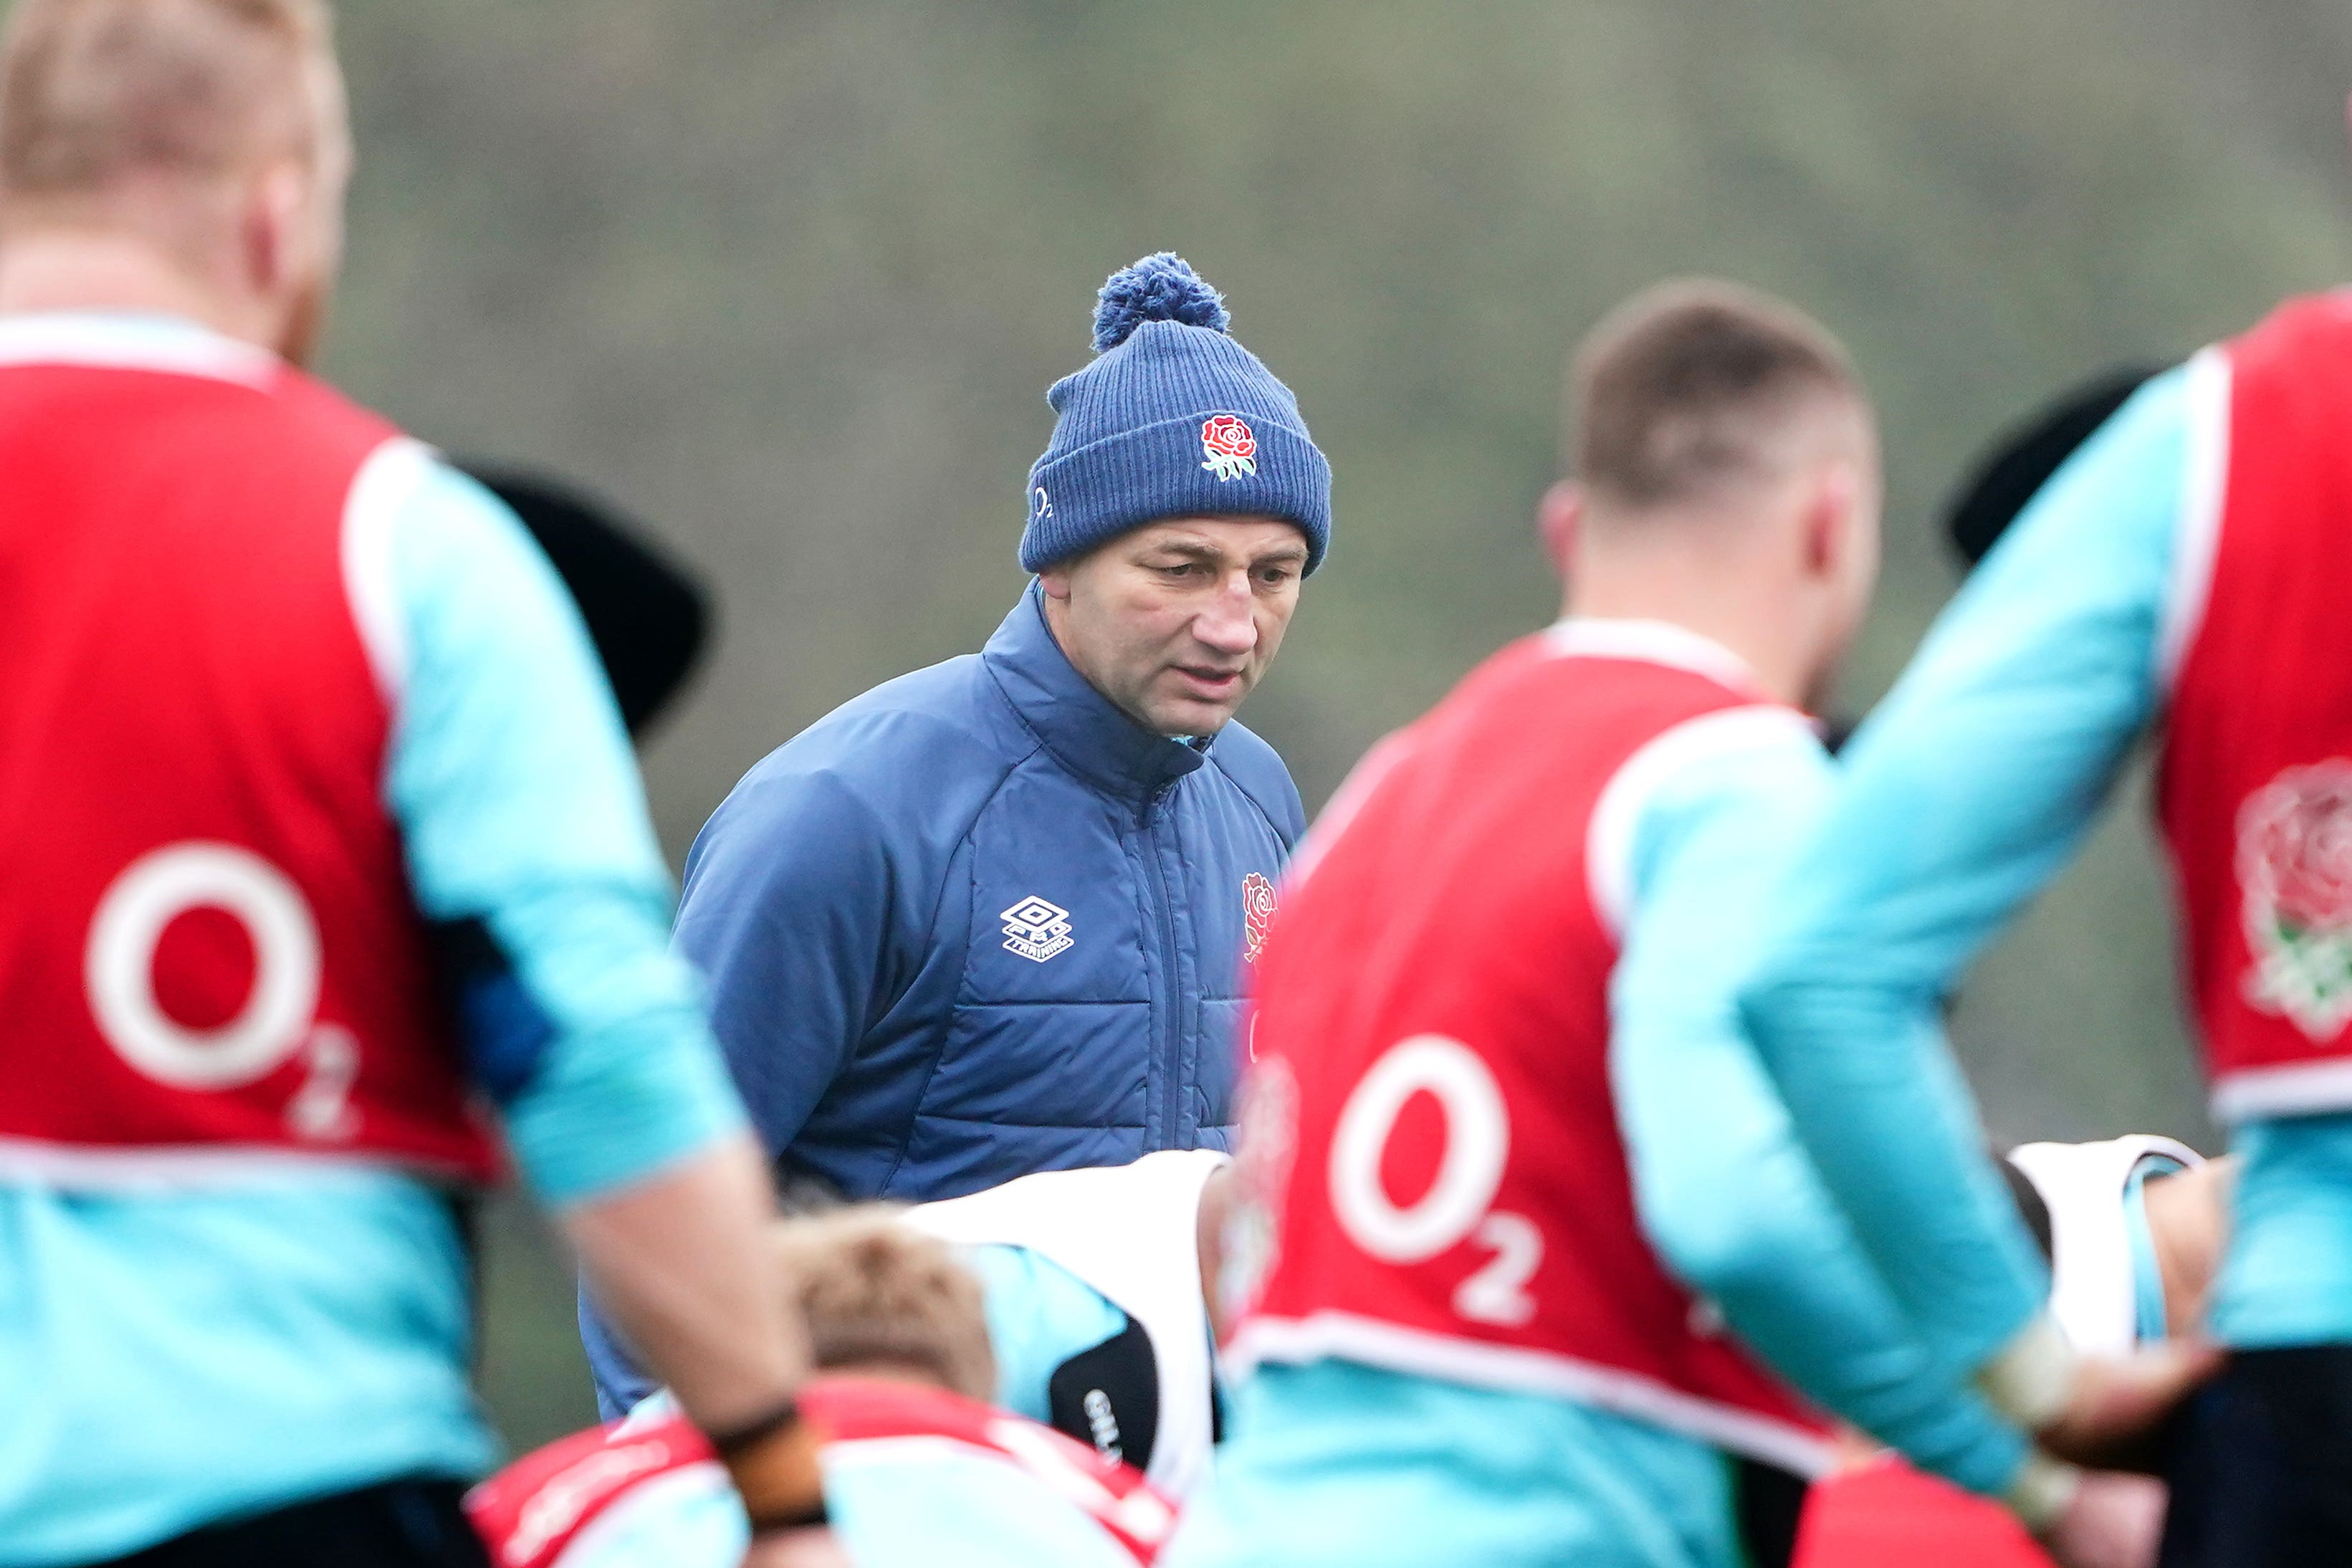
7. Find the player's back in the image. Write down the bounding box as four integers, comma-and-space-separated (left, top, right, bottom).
0, 314, 508, 1565
0, 335, 397, 872
1262, 631, 1643, 1065
0, 325, 493, 1177
1189, 624, 1830, 1568
2159, 297, 2352, 1117
1247, 630, 1779, 1390
1236, 623, 1821, 1469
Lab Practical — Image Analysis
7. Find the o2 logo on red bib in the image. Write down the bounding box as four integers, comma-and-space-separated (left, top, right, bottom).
1327, 1035, 1542, 1327
1241, 871, 1278, 965
83, 841, 359, 1140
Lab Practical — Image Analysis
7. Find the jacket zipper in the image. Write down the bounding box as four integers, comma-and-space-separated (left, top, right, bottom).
1139, 785, 1187, 1149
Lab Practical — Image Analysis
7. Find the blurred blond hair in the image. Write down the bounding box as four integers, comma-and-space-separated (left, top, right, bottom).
772, 1208, 998, 1404
1, 0, 333, 204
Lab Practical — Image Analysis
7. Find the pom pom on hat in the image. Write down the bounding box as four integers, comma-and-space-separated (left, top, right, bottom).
1026, 250, 1331, 576
1091, 252, 1230, 353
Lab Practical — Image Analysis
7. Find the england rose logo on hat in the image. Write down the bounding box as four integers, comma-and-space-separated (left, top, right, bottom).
1200, 414, 1258, 482
2239, 760, 2352, 1038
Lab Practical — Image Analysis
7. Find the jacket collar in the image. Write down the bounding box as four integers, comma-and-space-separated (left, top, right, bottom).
983, 581, 1209, 802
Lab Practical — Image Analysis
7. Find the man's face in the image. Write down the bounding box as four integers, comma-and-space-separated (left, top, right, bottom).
1040, 517, 1309, 738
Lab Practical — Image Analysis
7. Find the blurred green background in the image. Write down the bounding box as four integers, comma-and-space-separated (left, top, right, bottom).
315, 0, 2352, 1450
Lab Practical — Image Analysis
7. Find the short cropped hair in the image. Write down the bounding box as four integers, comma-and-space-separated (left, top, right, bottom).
772, 1208, 998, 1404
1569, 279, 1860, 512
0, 0, 330, 200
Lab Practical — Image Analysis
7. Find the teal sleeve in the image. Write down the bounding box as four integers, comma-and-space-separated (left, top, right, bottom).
2122, 1162, 2181, 1344
1738, 366, 2191, 1374
963, 1243, 1129, 1423
1612, 724, 2027, 1495
2216, 1115, 2352, 1347
386, 460, 746, 1205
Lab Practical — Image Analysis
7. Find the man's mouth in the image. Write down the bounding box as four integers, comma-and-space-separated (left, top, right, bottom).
1173, 665, 1246, 699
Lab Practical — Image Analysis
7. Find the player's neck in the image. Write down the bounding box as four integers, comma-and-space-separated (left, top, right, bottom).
1560, 564, 1822, 709
0, 229, 261, 347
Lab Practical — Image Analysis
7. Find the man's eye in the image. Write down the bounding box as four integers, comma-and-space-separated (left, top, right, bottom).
1157, 562, 1202, 578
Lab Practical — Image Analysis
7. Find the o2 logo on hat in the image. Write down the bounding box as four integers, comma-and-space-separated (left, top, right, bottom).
1200, 415, 1258, 482
1241, 871, 1277, 965
1001, 895, 1075, 963
1033, 486, 1053, 522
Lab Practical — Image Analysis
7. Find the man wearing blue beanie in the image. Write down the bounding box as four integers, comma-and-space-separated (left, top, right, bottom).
581, 254, 1330, 1418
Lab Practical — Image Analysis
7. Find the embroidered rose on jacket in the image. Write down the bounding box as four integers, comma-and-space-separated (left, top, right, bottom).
1241, 871, 1278, 965
1200, 415, 1258, 482
2239, 760, 2352, 1038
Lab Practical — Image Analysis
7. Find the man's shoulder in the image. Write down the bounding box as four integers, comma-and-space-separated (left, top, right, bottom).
1610, 707, 1832, 925
1620, 707, 1830, 843
783, 654, 1029, 780
1203, 719, 1306, 844
706, 655, 1031, 857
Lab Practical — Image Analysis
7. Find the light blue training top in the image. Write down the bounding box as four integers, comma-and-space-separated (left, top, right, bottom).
0, 314, 747, 1566
1177, 634, 2027, 1568
964, 1243, 1132, 1424
2123, 1164, 2173, 1344
1607, 691, 2024, 1495
1739, 362, 2352, 1372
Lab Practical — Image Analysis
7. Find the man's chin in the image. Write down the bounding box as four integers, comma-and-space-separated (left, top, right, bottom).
1138, 696, 1238, 741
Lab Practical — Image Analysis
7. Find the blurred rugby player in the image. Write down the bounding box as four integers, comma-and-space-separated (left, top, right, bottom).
472, 1209, 1184, 1568
567, 1148, 1236, 1521
0, 2, 815, 1561
1738, 196, 2352, 1562
1170, 283, 2165, 1568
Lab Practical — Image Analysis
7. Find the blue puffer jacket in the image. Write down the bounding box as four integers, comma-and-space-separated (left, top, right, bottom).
583, 583, 1303, 1410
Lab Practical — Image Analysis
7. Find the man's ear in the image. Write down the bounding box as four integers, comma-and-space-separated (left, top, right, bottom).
1036, 565, 1076, 603
1802, 462, 1858, 579
242, 161, 309, 298
1536, 481, 1583, 577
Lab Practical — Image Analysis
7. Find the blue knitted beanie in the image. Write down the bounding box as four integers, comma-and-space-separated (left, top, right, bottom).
1020, 253, 1332, 574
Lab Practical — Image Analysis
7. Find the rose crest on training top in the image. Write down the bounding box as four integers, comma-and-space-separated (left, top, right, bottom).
2239, 759, 2352, 1039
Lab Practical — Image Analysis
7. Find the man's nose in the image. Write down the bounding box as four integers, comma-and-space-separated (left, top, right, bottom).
1192, 574, 1259, 657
